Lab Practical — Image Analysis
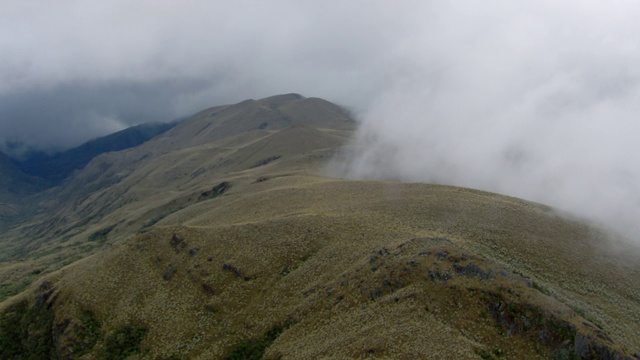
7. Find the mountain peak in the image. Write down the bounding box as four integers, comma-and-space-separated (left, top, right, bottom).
258, 93, 305, 106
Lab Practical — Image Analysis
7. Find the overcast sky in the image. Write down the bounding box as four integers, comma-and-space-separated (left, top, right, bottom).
0, 0, 405, 151
2, 1, 640, 240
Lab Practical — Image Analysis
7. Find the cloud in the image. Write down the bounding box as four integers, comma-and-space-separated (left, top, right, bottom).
0, 0, 405, 150
0, 79, 212, 153
1, 0, 640, 240
331, 1, 640, 241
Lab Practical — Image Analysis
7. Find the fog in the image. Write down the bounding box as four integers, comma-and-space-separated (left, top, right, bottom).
1, 1, 639, 240
332, 2, 640, 241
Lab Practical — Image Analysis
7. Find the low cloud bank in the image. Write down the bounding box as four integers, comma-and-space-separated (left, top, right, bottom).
332, 2, 640, 242
2, 1, 639, 241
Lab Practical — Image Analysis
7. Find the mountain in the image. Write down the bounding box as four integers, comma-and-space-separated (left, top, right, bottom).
0, 150, 47, 231
0, 150, 45, 196
0, 94, 638, 359
14, 121, 176, 183
0, 93, 356, 296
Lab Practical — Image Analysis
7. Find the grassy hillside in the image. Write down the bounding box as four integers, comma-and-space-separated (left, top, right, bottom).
0, 94, 638, 359
0, 94, 354, 303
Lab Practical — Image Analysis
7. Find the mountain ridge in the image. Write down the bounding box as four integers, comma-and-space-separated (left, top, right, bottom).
0, 94, 638, 359
12, 121, 177, 183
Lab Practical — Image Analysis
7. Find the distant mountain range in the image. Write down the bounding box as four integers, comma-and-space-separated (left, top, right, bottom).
11, 122, 176, 183
0, 150, 46, 201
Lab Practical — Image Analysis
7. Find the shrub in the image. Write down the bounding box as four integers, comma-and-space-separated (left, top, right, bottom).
73, 309, 103, 355
102, 324, 147, 360
225, 324, 284, 360
0, 299, 55, 359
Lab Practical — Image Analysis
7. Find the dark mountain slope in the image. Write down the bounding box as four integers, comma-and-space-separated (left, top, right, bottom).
14, 122, 175, 182
0, 150, 46, 203
0, 151, 47, 237
0, 151, 42, 191
0, 150, 26, 198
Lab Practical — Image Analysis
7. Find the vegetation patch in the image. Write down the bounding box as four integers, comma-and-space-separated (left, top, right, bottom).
88, 224, 116, 243
0, 276, 37, 303
139, 207, 188, 232
552, 347, 580, 360
102, 324, 148, 360
0, 299, 55, 360
224, 324, 285, 360
279, 254, 312, 276
197, 181, 230, 202
531, 280, 552, 296
73, 309, 103, 355
475, 349, 502, 359
250, 156, 281, 169
483, 291, 581, 357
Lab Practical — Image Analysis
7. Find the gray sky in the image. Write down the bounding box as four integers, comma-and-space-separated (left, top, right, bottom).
0, 0, 402, 151
2, 1, 640, 240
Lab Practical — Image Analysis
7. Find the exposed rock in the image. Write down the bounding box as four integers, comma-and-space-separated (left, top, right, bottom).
251, 155, 282, 169
453, 263, 493, 280
574, 334, 635, 360
170, 233, 187, 253
197, 181, 230, 201
163, 265, 176, 280
35, 280, 54, 307
222, 263, 251, 281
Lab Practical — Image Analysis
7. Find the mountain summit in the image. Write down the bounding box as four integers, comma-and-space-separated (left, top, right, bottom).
0, 95, 638, 359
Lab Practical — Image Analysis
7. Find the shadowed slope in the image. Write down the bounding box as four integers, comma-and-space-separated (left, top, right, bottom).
13, 122, 176, 183
0, 151, 47, 233
0, 151, 46, 201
